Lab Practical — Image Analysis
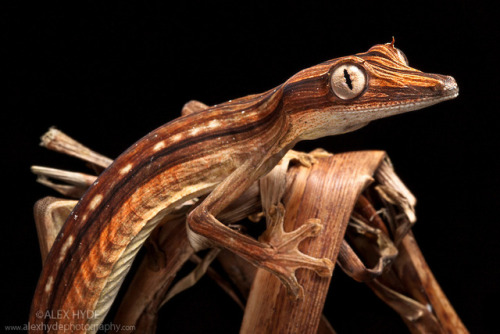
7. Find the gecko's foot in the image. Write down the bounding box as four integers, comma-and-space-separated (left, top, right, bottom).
258, 204, 334, 299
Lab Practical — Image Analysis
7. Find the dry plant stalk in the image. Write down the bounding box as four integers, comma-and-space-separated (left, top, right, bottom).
33, 197, 77, 263
32, 128, 467, 333
40, 127, 113, 169
240, 154, 467, 333
241, 151, 385, 333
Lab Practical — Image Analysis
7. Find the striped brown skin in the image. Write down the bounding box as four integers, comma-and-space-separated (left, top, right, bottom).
30, 43, 457, 333
30, 88, 286, 332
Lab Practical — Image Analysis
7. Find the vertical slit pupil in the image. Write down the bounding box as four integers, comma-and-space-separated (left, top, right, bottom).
343, 69, 353, 90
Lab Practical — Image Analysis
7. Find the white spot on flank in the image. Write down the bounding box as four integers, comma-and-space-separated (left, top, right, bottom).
171, 133, 183, 142
153, 141, 166, 151
208, 119, 221, 128
119, 163, 133, 175
58, 235, 74, 264
89, 194, 104, 210
189, 127, 201, 136
45, 276, 54, 293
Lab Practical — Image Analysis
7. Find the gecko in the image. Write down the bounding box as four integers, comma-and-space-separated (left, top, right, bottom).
30, 41, 458, 333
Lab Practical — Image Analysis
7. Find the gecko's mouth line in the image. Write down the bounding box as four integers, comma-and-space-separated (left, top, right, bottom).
349, 88, 459, 116
389, 89, 459, 112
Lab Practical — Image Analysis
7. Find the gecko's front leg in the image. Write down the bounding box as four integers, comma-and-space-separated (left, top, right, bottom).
187, 153, 334, 299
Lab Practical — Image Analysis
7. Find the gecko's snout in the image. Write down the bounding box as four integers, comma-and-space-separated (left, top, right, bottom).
445, 75, 458, 93
430, 74, 458, 100
442, 75, 459, 98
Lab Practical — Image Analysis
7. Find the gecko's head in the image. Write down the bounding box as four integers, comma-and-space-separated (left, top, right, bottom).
283, 41, 459, 140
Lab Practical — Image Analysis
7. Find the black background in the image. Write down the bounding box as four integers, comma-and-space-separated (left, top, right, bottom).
3, 1, 499, 333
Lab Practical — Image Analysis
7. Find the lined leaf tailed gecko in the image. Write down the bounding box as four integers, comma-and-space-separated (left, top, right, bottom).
30, 42, 458, 333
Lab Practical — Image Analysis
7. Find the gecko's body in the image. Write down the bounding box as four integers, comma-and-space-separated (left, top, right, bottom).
30, 43, 458, 333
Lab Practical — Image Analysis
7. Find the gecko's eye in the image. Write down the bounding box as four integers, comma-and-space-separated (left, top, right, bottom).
330, 63, 367, 100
